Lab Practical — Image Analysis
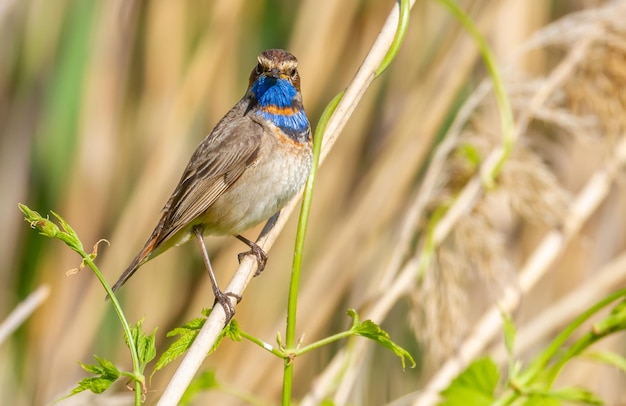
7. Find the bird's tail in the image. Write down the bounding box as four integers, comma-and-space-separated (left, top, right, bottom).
109, 233, 160, 295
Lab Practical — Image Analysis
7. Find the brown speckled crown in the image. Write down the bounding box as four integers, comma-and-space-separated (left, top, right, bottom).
248, 49, 301, 90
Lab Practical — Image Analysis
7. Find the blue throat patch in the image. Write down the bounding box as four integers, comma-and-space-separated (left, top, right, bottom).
252, 76, 296, 108
252, 76, 310, 136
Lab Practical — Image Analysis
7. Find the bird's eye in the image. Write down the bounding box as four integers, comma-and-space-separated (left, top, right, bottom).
289, 68, 297, 76
255, 63, 263, 74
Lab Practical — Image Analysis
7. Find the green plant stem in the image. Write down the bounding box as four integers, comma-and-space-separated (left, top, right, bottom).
296, 330, 354, 357
543, 333, 596, 386
437, 0, 514, 185
82, 256, 143, 405
542, 299, 626, 387
375, 0, 411, 77
281, 90, 341, 406
493, 288, 626, 406
241, 308, 363, 359
19, 205, 144, 404
280, 3, 411, 404
521, 288, 626, 385
238, 329, 284, 358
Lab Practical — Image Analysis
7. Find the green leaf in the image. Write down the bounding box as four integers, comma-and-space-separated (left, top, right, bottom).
530, 387, 603, 405
68, 355, 120, 396
347, 308, 360, 327
168, 316, 206, 337
153, 316, 206, 376
348, 309, 416, 369
583, 350, 626, 374
129, 319, 157, 374
152, 309, 236, 378
94, 356, 120, 378
70, 376, 114, 395
206, 319, 241, 355
439, 357, 499, 406
521, 396, 561, 406
50, 210, 83, 251
79, 362, 102, 375
218, 319, 243, 345
180, 370, 220, 405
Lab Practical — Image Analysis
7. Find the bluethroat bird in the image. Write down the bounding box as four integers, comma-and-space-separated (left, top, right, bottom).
111, 49, 312, 322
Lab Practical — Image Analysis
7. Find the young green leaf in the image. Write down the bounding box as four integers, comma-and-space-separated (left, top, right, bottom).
50, 210, 83, 251
153, 315, 207, 376
207, 319, 242, 355
153, 309, 237, 377
348, 309, 416, 369
439, 357, 499, 406
521, 396, 561, 406
69, 355, 121, 396
129, 319, 157, 373
583, 350, 626, 374
221, 319, 243, 343
530, 387, 603, 405
347, 308, 360, 327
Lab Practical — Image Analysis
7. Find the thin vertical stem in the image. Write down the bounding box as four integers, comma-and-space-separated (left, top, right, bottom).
281, 91, 340, 405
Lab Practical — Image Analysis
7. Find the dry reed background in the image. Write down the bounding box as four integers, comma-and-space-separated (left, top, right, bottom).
1, 0, 626, 405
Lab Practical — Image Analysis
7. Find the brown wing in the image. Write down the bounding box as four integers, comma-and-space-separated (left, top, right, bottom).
110, 102, 263, 294
153, 115, 263, 248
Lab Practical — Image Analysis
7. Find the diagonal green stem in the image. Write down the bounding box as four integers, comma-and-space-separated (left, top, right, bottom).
493, 288, 626, 406
436, 0, 514, 185
521, 288, 626, 386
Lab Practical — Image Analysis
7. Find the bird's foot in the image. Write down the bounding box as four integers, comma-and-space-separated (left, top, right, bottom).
213, 290, 242, 324
237, 243, 268, 276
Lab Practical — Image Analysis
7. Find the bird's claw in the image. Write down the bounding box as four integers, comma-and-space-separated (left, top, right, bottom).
237, 245, 268, 276
213, 291, 242, 323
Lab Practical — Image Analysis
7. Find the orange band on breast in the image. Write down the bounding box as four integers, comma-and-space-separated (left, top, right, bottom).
262, 105, 298, 115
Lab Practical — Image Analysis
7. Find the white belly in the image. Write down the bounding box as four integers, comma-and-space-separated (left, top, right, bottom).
201, 128, 312, 235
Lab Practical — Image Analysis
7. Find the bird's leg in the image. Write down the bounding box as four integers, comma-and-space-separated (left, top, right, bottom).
236, 234, 268, 276
193, 227, 240, 323
259, 212, 280, 239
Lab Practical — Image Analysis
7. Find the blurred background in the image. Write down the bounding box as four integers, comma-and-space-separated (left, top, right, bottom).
1, 0, 626, 405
